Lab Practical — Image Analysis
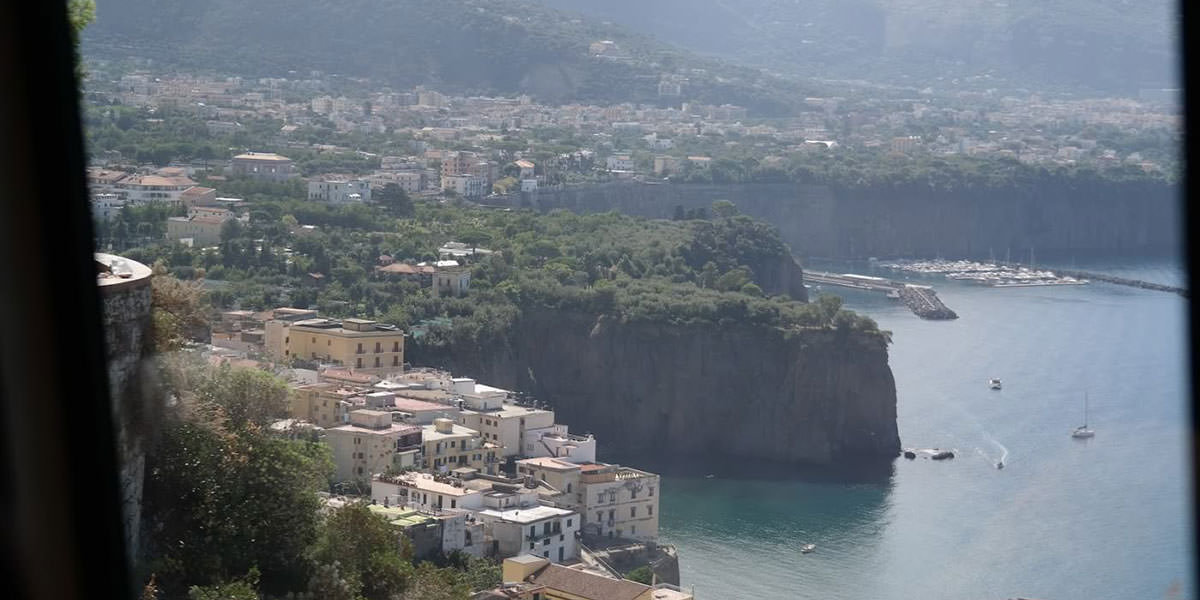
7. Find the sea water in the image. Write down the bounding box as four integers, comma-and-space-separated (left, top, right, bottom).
612, 258, 1193, 600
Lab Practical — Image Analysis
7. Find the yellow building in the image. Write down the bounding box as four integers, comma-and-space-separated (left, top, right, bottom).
289, 382, 365, 428
265, 316, 405, 373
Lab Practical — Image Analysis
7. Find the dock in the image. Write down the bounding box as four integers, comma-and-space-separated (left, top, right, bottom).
994, 262, 1187, 297
804, 271, 958, 320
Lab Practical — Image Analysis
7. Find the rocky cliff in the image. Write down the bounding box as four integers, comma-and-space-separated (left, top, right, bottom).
519, 179, 1180, 260
415, 311, 899, 464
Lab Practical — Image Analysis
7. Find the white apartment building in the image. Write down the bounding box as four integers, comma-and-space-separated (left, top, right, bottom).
308, 178, 372, 204
519, 458, 662, 543
452, 379, 556, 458
605, 154, 635, 171
578, 463, 659, 542
91, 193, 125, 221
114, 173, 198, 205
370, 170, 424, 195
521, 424, 596, 463
442, 173, 486, 199
372, 471, 485, 512
476, 504, 579, 564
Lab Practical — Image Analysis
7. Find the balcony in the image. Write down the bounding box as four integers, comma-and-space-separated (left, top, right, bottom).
525, 528, 563, 542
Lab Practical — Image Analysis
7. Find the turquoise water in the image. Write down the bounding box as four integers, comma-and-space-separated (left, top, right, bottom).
620, 259, 1193, 599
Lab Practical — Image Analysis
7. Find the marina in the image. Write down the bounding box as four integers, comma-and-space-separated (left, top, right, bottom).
876, 259, 1089, 287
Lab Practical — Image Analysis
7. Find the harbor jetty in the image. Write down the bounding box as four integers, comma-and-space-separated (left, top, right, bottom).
897, 285, 958, 320
804, 271, 958, 320
996, 263, 1188, 297
878, 259, 1187, 297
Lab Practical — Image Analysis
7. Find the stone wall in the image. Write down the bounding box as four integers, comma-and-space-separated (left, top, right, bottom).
97, 259, 155, 567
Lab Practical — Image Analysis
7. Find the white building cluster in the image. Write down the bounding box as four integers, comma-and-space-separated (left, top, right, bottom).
278, 367, 658, 566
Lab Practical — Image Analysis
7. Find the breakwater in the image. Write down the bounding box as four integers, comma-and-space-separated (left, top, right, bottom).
897, 286, 958, 320
804, 270, 958, 320
1000, 263, 1188, 297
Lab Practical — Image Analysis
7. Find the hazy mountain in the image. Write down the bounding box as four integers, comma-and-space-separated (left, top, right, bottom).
533, 0, 1179, 95
81, 0, 817, 115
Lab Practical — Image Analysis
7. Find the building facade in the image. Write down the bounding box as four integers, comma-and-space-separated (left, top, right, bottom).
265, 317, 405, 373
325, 409, 423, 483
231, 152, 297, 181
308, 178, 372, 204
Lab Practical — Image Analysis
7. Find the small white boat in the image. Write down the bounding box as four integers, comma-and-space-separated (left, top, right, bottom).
1071, 392, 1095, 438
800, 543, 816, 554
989, 378, 1002, 390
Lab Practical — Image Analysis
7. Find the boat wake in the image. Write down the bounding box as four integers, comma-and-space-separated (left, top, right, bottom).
979, 433, 1009, 466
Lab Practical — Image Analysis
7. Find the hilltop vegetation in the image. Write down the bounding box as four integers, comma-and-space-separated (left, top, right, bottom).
121, 196, 887, 352
82, 0, 814, 115
532, 0, 1178, 96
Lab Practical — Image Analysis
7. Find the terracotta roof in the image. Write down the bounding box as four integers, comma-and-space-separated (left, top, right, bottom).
528, 564, 649, 600
377, 263, 419, 275
120, 174, 197, 187
181, 186, 216, 197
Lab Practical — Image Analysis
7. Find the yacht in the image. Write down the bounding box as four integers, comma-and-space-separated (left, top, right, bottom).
989, 378, 1002, 390
1071, 392, 1095, 438
800, 544, 816, 554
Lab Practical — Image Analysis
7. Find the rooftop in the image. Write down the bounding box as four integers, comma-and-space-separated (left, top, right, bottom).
528, 563, 649, 600
516, 457, 580, 471
422, 422, 481, 442
327, 420, 420, 436
233, 152, 292, 161
478, 504, 573, 524
378, 472, 479, 497
394, 397, 455, 413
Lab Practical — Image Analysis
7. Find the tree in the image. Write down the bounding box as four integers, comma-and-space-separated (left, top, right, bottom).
377, 183, 414, 217
67, 0, 95, 81
625, 565, 654, 585
711, 200, 739, 219
192, 364, 290, 429
150, 263, 210, 351
141, 400, 332, 597
309, 502, 414, 600
187, 569, 261, 600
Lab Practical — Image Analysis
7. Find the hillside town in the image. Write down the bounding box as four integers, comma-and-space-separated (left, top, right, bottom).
194, 301, 689, 598
81, 62, 1179, 224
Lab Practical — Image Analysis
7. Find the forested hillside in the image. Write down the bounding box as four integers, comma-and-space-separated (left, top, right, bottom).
82, 0, 814, 115
535, 0, 1178, 95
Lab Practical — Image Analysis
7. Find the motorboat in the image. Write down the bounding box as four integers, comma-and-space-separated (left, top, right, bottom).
989, 378, 1002, 390
996, 461, 1004, 469
800, 544, 816, 554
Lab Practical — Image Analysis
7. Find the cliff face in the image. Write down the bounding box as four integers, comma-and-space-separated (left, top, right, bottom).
522, 180, 1181, 259
417, 312, 899, 464
757, 252, 808, 302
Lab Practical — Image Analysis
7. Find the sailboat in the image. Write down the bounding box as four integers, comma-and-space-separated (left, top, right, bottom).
1071, 392, 1095, 438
